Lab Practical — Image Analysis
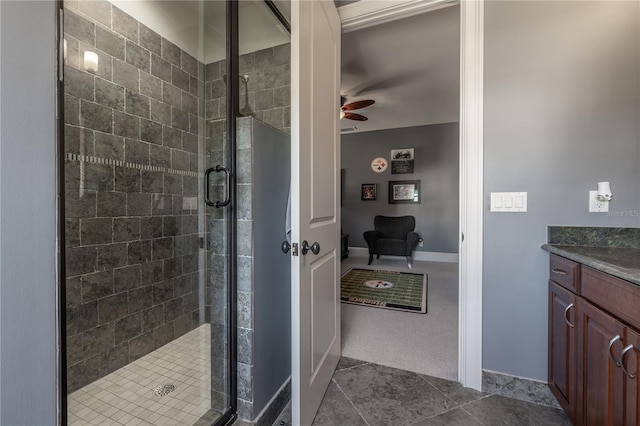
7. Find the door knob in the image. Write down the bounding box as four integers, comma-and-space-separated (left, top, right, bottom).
281, 241, 291, 254
301, 240, 320, 255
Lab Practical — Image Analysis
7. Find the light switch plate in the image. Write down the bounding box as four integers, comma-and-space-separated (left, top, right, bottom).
491, 192, 527, 212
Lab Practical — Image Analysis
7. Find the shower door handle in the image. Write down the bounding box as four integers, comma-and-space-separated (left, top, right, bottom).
205, 165, 230, 208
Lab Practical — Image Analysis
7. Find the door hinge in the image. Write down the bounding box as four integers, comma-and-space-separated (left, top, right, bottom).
292, 243, 299, 256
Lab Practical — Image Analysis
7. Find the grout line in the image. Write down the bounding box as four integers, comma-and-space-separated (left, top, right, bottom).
411, 375, 470, 424
458, 395, 495, 426
404, 373, 494, 425
331, 379, 371, 426
403, 393, 494, 426
335, 360, 370, 372
418, 374, 460, 404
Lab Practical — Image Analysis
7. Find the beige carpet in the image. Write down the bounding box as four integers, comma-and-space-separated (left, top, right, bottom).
340, 255, 458, 381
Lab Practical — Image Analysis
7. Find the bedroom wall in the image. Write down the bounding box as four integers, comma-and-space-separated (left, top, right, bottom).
341, 123, 459, 254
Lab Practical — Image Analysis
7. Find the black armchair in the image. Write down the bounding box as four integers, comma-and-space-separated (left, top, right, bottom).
363, 215, 420, 268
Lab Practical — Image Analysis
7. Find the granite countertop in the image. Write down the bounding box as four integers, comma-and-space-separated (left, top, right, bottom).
541, 244, 640, 286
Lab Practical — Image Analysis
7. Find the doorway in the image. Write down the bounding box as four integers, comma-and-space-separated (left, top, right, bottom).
338, 4, 461, 382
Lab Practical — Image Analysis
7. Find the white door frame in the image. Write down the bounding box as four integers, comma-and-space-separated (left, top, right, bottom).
337, 0, 484, 390
458, 0, 483, 391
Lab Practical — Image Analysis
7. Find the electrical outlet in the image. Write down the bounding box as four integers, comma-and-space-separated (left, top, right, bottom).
418, 239, 424, 247
589, 190, 609, 212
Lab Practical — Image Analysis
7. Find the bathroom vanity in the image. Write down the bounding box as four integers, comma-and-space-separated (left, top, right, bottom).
543, 227, 640, 425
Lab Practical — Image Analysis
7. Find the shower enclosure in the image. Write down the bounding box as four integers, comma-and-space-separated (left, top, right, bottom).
60, 1, 290, 425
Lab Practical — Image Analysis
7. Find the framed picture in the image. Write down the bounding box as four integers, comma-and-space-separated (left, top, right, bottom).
388, 180, 420, 204
391, 148, 414, 161
391, 148, 415, 174
361, 184, 377, 201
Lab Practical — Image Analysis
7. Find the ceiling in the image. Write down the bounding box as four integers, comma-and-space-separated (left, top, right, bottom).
339, 4, 460, 133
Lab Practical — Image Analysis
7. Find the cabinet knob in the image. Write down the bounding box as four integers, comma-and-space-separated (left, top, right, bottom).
621, 344, 637, 379
608, 335, 623, 367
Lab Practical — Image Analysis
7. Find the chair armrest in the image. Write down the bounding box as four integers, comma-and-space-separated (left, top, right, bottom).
363, 230, 381, 249
406, 232, 420, 250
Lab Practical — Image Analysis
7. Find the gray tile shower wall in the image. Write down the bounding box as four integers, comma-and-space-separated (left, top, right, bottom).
63, 3, 207, 393
205, 43, 291, 134
205, 42, 291, 423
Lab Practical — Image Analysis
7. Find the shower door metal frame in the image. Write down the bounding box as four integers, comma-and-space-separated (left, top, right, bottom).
55, 1, 240, 425
223, 1, 239, 425
55, 2, 66, 426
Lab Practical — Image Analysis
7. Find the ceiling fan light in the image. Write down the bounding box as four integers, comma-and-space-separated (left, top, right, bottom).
340, 110, 345, 120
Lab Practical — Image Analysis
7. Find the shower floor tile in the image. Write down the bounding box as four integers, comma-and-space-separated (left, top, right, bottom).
68, 324, 223, 426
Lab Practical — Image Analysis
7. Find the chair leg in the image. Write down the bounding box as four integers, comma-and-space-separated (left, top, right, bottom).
376, 254, 380, 259
407, 256, 412, 269
368, 254, 373, 265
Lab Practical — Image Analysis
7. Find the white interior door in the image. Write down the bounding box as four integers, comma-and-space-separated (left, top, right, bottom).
290, 1, 342, 425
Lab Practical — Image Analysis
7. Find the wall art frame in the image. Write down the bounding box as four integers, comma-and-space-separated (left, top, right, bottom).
388, 180, 420, 204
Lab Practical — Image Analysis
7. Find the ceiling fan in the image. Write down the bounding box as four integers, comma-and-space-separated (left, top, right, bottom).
341, 96, 375, 121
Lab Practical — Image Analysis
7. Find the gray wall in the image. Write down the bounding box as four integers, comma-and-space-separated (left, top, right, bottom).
233, 118, 291, 421
0, 1, 58, 424
341, 123, 459, 253
484, 0, 640, 380
253, 120, 291, 416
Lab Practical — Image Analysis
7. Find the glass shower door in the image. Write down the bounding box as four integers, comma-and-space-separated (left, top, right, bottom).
60, 1, 233, 424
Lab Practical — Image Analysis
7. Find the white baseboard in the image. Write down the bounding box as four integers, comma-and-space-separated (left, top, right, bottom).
347, 246, 459, 263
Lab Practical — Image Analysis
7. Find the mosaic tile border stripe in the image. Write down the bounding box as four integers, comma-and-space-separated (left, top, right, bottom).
66, 153, 201, 178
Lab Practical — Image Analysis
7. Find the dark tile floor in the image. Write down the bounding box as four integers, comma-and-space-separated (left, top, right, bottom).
273, 358, 572, 426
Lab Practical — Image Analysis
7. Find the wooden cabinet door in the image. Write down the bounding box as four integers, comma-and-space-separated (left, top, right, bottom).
549, 281, 578, 422
622, 327, 640, 426
577, 298, 626, 426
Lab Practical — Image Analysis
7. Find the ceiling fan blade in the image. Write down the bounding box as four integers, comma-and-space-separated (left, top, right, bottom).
342, 99, 375, 111
343, 112, 368, 121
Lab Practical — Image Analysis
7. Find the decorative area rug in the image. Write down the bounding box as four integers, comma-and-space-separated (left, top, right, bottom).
340, 268, 427, 313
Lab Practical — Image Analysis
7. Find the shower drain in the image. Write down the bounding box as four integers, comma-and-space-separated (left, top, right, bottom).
153, 384, 176, 397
